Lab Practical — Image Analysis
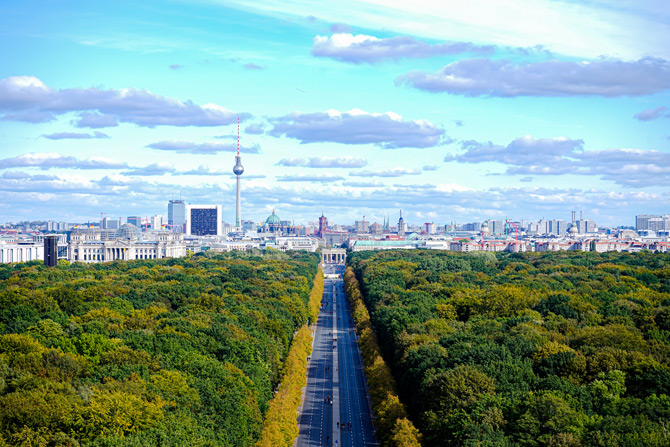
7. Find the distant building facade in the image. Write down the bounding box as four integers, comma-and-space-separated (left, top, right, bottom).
68, 226, 186, 263
186, 205, 222, 236
0, 242, 43, 264
318, 214, 328, 237
168, 200, 186, 232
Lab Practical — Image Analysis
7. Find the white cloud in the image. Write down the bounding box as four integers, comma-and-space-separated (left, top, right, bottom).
349, 167, 421, 177
146, 140, 261, 154
634, 106, 669, 121
42, 131, 109, 140
449, 136, 670, 187
0, 75, 248, 128
397, 57, 670, 97
269, 109, 446, 148
276, 173, 345, 182
121, 162, 176, 176
0, 153, 128, 170
277, 156, 367, 168
312, 33, 493, 63
231, 0, 670, 59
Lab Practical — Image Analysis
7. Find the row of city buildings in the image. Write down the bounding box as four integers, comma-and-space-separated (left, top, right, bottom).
3, 210, 670, 265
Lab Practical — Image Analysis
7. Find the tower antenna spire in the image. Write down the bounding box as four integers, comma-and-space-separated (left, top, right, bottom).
233, 116, 245, 229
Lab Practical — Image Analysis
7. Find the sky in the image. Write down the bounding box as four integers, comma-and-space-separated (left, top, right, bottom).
1, 0, 669, 227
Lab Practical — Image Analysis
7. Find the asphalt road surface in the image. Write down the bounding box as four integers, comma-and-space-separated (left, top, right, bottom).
297, 266, 377, 447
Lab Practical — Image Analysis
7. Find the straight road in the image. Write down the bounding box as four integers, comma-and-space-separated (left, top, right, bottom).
297, 265, 377, 447
297, 277, 335, 446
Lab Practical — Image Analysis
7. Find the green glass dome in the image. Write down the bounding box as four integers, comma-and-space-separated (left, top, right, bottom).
266, 210, 281, 226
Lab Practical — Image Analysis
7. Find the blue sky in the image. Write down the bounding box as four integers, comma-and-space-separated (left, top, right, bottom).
1, 0, 669, 227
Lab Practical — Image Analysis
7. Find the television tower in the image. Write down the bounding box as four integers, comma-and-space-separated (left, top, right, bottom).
232, 117, 244, 229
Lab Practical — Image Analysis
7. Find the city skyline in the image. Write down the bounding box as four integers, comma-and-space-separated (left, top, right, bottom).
1, 1, 669, 226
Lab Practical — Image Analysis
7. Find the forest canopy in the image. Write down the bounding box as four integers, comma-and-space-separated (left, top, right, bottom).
349, 250, 670, 447
0, 250, 319, 447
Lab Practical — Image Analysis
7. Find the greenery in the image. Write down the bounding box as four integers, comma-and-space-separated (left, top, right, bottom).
344, 267, 422, 447
0, 250, 319, 446
256, 267, 323, 447
349, 250, 670, 447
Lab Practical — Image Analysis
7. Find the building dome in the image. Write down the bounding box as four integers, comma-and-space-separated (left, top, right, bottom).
114, 223, 142, 240
265, 210, 281, 226
568, 222, 578, 234
481, 221, 490, 232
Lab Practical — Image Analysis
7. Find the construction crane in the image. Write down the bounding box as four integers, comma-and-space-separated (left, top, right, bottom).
505, 219, 519, 240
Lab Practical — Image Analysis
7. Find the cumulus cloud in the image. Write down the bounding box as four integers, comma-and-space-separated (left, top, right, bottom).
423, 165, 439, 171
2, 171, 59, 181
276, 173, 344, 182
449, 135, 670, 187
341, 180, 384, 187
42, 131, 109, 140
634, 106, 668, 121
74, 112, 120, 128
0, 152, 128, 170
277, 156, 367, 168
268, 109, 445, 148
3, 168, 670, 225
447, 136, 583, 167
349, 167, 421, 177
397, 57, 670, 97
145, 140, 261, 154
245, 123, 265, 134
312, 33, 493, 64
179, 165, 228, 176
169, 64, 183, 70
0, 75, 247, 128
2, 110, 55, 123
122, 162, 176, 176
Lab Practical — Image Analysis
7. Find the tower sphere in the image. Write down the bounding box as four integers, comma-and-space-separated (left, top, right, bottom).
233, 157, 244, 175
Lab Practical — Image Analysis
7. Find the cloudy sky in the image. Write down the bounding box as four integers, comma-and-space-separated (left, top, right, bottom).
1, 0, 669, 227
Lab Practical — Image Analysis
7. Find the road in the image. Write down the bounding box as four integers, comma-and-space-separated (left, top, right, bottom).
297, 264, 377, 447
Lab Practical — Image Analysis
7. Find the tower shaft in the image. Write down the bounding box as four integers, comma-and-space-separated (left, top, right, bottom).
236, 174, 241, 228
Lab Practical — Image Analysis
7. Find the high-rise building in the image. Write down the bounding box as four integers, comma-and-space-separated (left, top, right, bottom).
127, 216, 141, 228
491, 220, 504, 235
186, 205, 222, 236
168, 200, 186, 232
549, 219, 567, 235
318, 213, 328, 237
233, 118, 244, 229
241, 220, 257, 232
369, 222, 382, 235
355, 218, 369, 234
576, 219, 597, 233
101, 217, 119, 230
397, 210, 406, 236
648, 218, 666, 231
425, 222, 436, 234
151, 215, 164, 231
44, 235, 58, 267
636, 215, 659, 231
